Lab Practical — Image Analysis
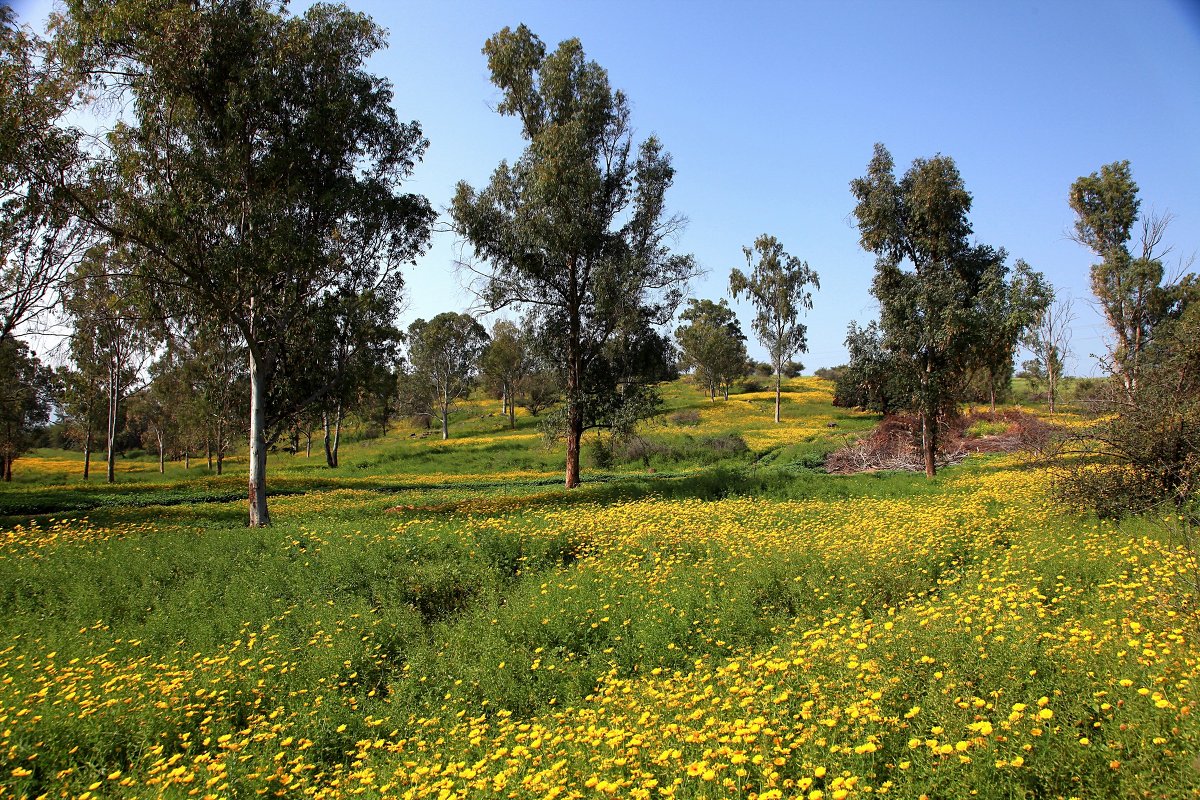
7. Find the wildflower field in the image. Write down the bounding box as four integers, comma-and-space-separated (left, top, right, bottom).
0, 379, 1196, 799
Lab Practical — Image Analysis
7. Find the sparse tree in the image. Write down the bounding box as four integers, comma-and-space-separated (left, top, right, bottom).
972, 259, 1052, 414
1069, 161, 1187, 398
451, 25, 697, 488
1024, 296, 1075, 413
729, 234, 819, 423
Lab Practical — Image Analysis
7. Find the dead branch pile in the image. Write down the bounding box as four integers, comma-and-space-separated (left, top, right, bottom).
824, 410, 1058, 474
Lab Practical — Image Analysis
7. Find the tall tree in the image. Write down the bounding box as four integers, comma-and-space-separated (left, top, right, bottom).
61, 243, 152, 483
402, 313, 489, 440
450, 25, 696, 488
1, 8, 87, 344
729, 235, 819, 422
56, 0, 435, 524
850, 143, 1001, 478
1069, 161, 1184, 398
674, 298, 748, 401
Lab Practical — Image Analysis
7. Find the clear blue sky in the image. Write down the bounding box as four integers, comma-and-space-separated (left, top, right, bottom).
15, 0, 1200, 374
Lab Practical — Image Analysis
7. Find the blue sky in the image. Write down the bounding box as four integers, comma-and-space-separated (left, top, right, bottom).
15, 0, 1200, 374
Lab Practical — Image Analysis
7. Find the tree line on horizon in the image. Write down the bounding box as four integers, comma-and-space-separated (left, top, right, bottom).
2, 3, 1194, 520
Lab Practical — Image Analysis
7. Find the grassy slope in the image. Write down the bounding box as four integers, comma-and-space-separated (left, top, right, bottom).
0, 378, 1195, 800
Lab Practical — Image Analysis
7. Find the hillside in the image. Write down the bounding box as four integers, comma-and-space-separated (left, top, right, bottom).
0, 378, 1196, 799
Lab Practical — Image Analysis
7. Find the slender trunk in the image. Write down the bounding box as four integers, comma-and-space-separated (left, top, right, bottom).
2, 455, 9, 482
157, 430, 164, 474
508, 382, 516, 429
501, 386, 508, 415
106, 364, 117, 484
184, 449, 189, 470
83, 425, 91, 480
206, 432, 213, 470
920, 411, 936, 479
331, 402, 342, 467
1047, 363, 1057, 414
723, 384, 729, 401
921, 355, 936, 479
305, 429, 312, 458
323, 411, 332, 467
216, 419, 224, 476
989, 372, 996, 418
247, 347, 271, 527
440, 405, 449, 440
774, 369, 782, 423
564, 338, 582, 489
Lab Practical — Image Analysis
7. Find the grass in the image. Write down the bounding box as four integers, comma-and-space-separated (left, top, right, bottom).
0, 377, 1196, 799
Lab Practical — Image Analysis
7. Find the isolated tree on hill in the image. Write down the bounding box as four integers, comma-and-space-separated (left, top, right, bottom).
451, 25, 697, 488
675, 298, 748, 401
1023, 296, 1075, 413
56, 0, 435, 524
0, 338, 55, 481
404, 313, 489, 440
1069, 161, 1188, 398
971, 259, 1052, 414
729, 235, 819, 423
481, 320, 529, 429
850, 143, 1004, 478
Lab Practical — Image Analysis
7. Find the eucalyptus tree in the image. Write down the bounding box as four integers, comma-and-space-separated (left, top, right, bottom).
451, 25, 697, 487
971, 259, 1052, 414
675, 298, 748, 401
404, 313, 489, 440
1069, 161, 1186, 398
55, 0, 434, 524
0, 338, 55, 481
1023, 296, 1075, 413
850, 143, 1003, 478
729, 235, 819, 422
1, 8, 88, 343
480, 319, 529, 428
61, 243, 153, 484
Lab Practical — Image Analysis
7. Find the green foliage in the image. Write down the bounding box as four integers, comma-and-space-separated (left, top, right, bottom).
451, 24, 697, 487
0, 338, 55, 480
729, 234, 819, 422
402, 312, 489, 440
834, 320, 910, 412
675, 298, 748, 401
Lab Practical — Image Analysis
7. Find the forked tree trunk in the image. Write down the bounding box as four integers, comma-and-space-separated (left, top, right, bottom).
248, 349, 270, 527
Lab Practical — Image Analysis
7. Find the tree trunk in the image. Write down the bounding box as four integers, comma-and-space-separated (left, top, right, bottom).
501, 386, 508, 415
774, 369, 782, 423
331, 402, 342, 467
921, 410, 936, 479
216, 419, 225, 476
440, 407, 449, 440
323, 410, 332, 466
2, 455, 10, 482
184, 449, 189, 470
305, 429, 312, 458
508, 383, 516, 429
989, 372, 996, 418
106, 363, 117, 484
206, 432, 213, 470
157, 431, 164, 474
247, 348, 271, 527
1047, 363, 1057, 414
83, 425, 91, 480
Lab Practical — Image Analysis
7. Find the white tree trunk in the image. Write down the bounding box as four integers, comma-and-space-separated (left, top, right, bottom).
248, 349, 271, 526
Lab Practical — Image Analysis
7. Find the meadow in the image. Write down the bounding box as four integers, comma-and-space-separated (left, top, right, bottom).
0, 378, 1196, 799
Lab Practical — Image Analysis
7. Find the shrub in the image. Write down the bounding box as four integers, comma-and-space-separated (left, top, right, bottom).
668, 409, 701, 426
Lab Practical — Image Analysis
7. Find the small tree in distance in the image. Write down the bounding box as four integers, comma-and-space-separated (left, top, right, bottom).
675, 298, 748, 401
404, 313, 489, 440
1024, 296, 1075, 413
729, 234, 819, 423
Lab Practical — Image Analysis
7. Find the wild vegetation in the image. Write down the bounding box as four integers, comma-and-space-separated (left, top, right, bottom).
1, 1, 1198, 798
